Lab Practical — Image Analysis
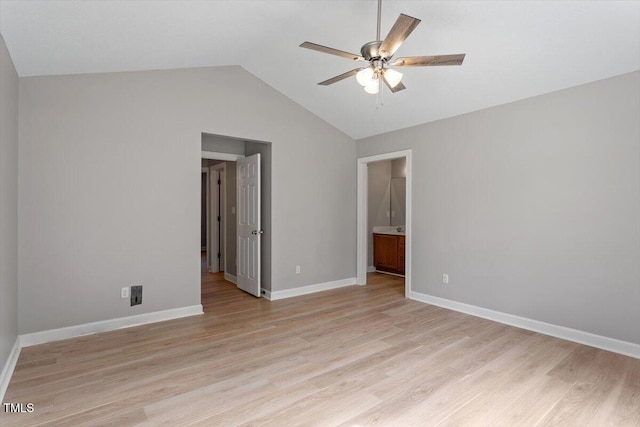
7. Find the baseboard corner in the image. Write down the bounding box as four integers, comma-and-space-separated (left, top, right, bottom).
261, 288, 272, 300
0, 337, 21, 402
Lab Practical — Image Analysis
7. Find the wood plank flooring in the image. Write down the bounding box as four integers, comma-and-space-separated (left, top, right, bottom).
2, 271, 639, 426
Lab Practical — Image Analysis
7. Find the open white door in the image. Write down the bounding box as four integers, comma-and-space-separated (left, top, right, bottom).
237, 153, 261, 297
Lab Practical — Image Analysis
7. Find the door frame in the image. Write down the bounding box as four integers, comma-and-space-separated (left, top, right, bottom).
356, 149, 412, 297
202, 167, 210, 254
211, 163, 226, 273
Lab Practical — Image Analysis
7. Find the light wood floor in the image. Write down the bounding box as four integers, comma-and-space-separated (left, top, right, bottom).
2, 271, 639, 426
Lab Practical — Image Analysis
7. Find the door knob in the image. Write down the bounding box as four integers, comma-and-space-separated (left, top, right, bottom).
251, 230, 264, 235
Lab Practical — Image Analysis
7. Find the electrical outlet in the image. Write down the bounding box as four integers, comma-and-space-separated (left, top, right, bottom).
121, 287, 129, 299
131, 285, 143, 306
295, 265, 301, 274
442, 274, 449, 284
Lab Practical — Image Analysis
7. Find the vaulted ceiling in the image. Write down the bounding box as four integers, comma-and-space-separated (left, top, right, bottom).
1, 1, 638, 139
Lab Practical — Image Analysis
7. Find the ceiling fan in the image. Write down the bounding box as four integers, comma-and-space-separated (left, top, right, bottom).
300, 0, 465, 94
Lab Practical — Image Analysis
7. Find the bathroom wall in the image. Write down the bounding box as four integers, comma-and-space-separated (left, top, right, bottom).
367, 160, 391, 268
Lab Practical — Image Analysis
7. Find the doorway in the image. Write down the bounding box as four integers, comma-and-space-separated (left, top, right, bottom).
202, 160, 228, 274
200, 133, 272, 300
357, 150, 412, 297
201, 152, 242, 279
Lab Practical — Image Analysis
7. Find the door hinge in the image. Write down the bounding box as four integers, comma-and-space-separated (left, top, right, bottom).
217, 253, 221, 259
217, 216, 221, 222
217, 179, 221, 185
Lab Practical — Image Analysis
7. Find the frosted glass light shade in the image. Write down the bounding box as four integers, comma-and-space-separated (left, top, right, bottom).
356, 68, 374, 86
384, 68, 403, 88
364, 79, 379, 94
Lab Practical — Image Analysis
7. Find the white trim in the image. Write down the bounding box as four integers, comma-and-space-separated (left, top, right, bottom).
19, 305, 204, 347
0, 337, 21, 402
267, 278, 357, 301
201, 151, 244, 161
357, 150, 412, 298
409, 291, 640, 359
367, 265, 376, 273
224, 273, 237, 284
261, 288, 272, 300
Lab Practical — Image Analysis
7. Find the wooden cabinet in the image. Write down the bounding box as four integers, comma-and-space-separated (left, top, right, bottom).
373, 233, 405, 275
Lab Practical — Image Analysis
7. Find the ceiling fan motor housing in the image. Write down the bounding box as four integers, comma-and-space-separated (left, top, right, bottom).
360, 41, 385, 62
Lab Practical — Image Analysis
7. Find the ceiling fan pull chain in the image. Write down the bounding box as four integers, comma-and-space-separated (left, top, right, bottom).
375, 80, 384, 109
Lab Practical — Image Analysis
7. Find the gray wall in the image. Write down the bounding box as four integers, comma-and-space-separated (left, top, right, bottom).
18, 65, 356, 334
367, 160, 391, 267
0, 34, 19, 370
202, 133, 246, 155
357, 71, 640, 345
244, 142, 272, 291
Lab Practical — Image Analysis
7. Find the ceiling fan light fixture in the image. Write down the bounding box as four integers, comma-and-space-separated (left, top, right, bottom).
384, 68, 403, 88
356, 67, 374, 86
364, 78, 380, 94
300, 0, 465, 96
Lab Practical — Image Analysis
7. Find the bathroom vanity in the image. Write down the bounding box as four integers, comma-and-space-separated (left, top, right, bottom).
373, 226, 405, 276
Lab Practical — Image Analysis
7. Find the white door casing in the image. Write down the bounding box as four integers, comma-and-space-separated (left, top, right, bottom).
237, 153, 261, 297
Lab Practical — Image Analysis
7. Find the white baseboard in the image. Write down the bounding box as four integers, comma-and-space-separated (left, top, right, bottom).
268, 277, 357, 301
261, 288, 272, 300
224, 272, 237, 284
19, 305, 204, 348
409, 291, 640, 359
367, 265, 376, 273
0, 337, 21, 402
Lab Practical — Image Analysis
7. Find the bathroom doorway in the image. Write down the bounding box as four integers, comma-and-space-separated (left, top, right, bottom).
356, 150, 412, 297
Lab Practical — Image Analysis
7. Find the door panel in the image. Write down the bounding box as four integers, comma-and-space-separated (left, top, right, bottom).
237, 154, 261, 297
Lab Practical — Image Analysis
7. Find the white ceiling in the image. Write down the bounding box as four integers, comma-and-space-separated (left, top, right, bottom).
1, 1, 639, 139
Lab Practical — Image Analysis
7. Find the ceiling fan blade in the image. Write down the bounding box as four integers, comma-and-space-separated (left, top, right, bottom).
391, 54, 466, 67
381, 73, 406, 93
318, 68, 365, 86
300, 42, 365, 61
379, 14, 421, 59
